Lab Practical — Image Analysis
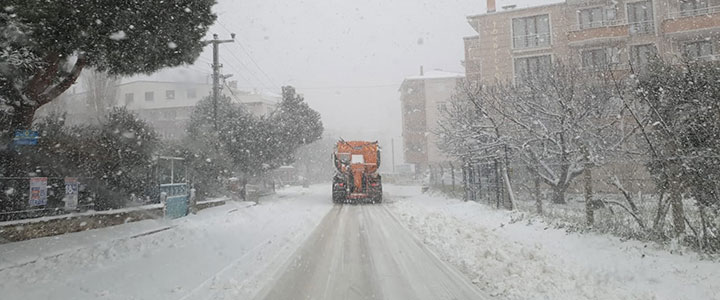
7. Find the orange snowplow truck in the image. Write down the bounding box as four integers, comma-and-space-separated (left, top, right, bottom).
332, 140, 382, 203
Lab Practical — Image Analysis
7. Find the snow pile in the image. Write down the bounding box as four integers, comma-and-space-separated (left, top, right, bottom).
387, 187, 720, 300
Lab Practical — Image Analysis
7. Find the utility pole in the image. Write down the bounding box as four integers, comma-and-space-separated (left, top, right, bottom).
203, 33, 235, 130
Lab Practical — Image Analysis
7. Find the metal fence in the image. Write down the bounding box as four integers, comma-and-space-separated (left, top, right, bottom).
428, 159, 657, 208
0, 176, 99, 222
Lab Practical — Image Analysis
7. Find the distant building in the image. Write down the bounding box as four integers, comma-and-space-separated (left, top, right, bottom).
399, 68, 464, 174
464, 0, 720, 84
38, 81, 280, 140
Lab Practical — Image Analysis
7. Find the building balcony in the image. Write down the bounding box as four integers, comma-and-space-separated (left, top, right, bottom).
567, 19, 655, 44
662, 6, 720, 36
567, 20, 629, 44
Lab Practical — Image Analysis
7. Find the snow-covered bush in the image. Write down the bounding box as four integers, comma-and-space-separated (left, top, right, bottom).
0, 108, 160, 211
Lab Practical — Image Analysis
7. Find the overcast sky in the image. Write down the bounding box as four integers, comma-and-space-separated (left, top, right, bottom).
143, 0, 554, 145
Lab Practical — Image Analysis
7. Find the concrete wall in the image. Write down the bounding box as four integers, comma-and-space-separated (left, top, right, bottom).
423, 78, 460, 166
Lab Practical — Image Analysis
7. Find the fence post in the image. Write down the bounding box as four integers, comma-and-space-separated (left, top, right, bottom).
449, 162, 455, 190
160, 192, 168, 217
494, 159, 501, 209
461, 162, 470, 201
189, 188, 197, 215
468, 163, 476, 201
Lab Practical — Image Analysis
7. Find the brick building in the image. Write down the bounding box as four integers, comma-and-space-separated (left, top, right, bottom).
464, 0, 720, 84
460, 0, 720, 195
399, 68, 464, 175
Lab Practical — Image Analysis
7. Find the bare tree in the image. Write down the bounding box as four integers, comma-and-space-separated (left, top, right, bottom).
437, 79, 516, 209
490, 62, 628, 207
82, 68, 119, 123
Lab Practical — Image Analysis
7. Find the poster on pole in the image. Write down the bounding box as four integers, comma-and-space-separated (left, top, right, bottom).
29, 177, 48, 207
64, 177, 79, 210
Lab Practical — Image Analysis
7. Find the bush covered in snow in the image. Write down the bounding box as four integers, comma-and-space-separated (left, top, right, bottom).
0, 108, 159, 211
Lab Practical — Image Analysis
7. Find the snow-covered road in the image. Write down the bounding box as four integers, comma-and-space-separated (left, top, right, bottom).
255, 203, 486, 300
1, 184, 718, 300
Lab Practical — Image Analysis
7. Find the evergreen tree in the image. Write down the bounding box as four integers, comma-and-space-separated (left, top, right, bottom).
0, 0, 217, 135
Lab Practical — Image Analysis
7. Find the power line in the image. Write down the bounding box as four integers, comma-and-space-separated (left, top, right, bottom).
223, 81, 245, 104
223, 49, 275, 90
219, 56, 256, 89
216, 20, 279, 89
236, 41, 278, 87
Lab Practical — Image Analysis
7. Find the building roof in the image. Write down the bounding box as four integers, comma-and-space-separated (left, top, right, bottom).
399, 70, 465, 92
404, 70, 465, 81
467, 0, 566, 19
116, 80, 209, 87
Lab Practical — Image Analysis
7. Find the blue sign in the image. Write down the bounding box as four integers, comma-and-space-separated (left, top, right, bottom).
13, 130, 39, 146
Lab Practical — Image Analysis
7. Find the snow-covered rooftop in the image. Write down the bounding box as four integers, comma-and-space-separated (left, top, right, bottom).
404, 70, 465, 81
468, 0, 566, 17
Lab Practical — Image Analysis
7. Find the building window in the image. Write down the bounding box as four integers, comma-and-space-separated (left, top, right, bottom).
514, 55, 552, 82
144, 91, 154, 101
512, 14, 551, 49
124, 93, 134, 106
162, 110, 177, 120
165, 90, 175, 100
579, 7, 604, 29
578, 6, 617, 29
683, 40, 714, 60
627, 1, 655, 35
680, 0, 708, 16
630, 44, 658, 69
581, 47, 620, 69
436, 102, 447, 112
187, 88, 197, 99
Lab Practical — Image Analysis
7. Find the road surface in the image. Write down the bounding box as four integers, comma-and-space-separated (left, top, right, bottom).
255, 203, 487, 300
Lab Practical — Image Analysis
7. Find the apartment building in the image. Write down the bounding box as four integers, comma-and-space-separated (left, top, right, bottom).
38, 81, 280, 139
399, 69, 464, 174
464, 0, 720, 84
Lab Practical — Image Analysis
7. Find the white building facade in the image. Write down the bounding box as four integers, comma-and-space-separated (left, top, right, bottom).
39, 81, 280, 140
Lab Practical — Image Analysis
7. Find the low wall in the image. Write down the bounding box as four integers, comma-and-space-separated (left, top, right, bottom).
0, 198, 228, 243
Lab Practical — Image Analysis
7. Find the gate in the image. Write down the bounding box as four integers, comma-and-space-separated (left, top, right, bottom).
160, 183, 188, 219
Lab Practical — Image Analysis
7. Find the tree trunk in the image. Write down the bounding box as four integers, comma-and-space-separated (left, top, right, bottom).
699, 205, 708, 250
652, 188, 667, 235
534, 175, 542, 214
584, 166, 594, 226
670, 187, 686, 236
552, 184, 567, 204
8, 105, 37, 133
